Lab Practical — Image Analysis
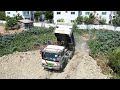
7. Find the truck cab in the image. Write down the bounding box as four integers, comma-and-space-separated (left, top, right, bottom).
41, 45, 68, 70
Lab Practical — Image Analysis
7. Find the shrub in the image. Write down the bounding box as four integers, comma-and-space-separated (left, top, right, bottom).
0, 11, 5, 20
108, 47, 120, 76
5, 16, 20, 30
76, 16, 83, 24
57, 18, 64, 22
99, 18, 106, 25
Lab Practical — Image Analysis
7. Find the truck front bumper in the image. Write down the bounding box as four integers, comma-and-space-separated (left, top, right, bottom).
42, 64, 61, 70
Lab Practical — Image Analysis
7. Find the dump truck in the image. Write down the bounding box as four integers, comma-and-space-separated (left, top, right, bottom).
40, 27, 76, 71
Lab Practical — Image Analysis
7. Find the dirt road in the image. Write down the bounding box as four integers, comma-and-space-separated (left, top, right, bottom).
0, 35, 109, 79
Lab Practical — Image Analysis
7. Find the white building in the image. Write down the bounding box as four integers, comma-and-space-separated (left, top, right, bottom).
53, 11, 116, 24
5, 11, 34, 21
54, 11, 79, 24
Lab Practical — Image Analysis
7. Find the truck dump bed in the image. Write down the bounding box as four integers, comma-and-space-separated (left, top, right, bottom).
54, 27, 76, 50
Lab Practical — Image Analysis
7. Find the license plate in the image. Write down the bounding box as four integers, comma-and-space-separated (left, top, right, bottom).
47, 63, 54, 67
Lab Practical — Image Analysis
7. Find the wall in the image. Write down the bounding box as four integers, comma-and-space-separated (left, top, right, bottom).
33, 22, 120, 31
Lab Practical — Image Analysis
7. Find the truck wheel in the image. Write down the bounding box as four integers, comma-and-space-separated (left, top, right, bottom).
60, 65, 63, 71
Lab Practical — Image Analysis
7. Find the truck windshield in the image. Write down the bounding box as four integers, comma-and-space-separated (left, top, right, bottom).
42, 52, 58, 61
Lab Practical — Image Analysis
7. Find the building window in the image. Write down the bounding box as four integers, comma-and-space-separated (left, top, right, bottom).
102, 12, 107, 15
57, 12, 61, 14
71, 20, 74, 23
7, 12, 10, 14
71, 12, 75, 14
85, 12, 90, 15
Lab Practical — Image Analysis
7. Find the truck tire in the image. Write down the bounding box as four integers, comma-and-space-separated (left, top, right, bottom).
60, 64, 63, 71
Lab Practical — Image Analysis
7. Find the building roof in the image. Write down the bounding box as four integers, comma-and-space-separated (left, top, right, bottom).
43, 45, 65, 53
54, 27, 72, 36
18, 19, 33, 23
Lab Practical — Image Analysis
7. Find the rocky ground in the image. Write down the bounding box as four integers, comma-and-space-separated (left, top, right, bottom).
0, 35, 110, 79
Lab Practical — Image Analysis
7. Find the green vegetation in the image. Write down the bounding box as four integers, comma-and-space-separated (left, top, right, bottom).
5, 14, 23, 30
108, 47, 120, 78
88, 30, 120, 57
34, 11, 42, 22
0, 27, 56, 57
99, 18, 106, 25
34, 11, 53, 22
44, 11, 53, 23
0, 11, 6, 20
76, 16, 83, 24
87, 29, 120, 78
57, 18, 64, 22
112, 11, 120, 27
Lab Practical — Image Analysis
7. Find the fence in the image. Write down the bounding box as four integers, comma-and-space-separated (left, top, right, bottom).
0, 21, 120, 31
77, 25, 120, 31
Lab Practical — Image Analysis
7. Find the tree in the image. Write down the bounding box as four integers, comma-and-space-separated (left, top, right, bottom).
84, 16, 90, 25
0, 11, 6, 20
15, 13, 23, 20
44, 11, 53, 23
83, 13, 95, 25
112, 11, 120, 27
5, 16, 19, 30
89, 13, 96, 24
99, 18, 106, 25
34, 11, 42, 22
76, 16, 83, 24
112, 17, 120, 26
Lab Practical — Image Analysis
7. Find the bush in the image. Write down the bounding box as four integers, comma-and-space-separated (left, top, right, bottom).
34, 11, 42, 22
99, 18, 106, 25
84, 13, 95, 25
57, 18, 64, 22
76, 16, 83, 24
83, 16, 90, 25
112, 16, 120, 27
5, 16, 20, 30
108, 47, 120, 76
72, 23, 78, 32
0, 11, 5, 20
